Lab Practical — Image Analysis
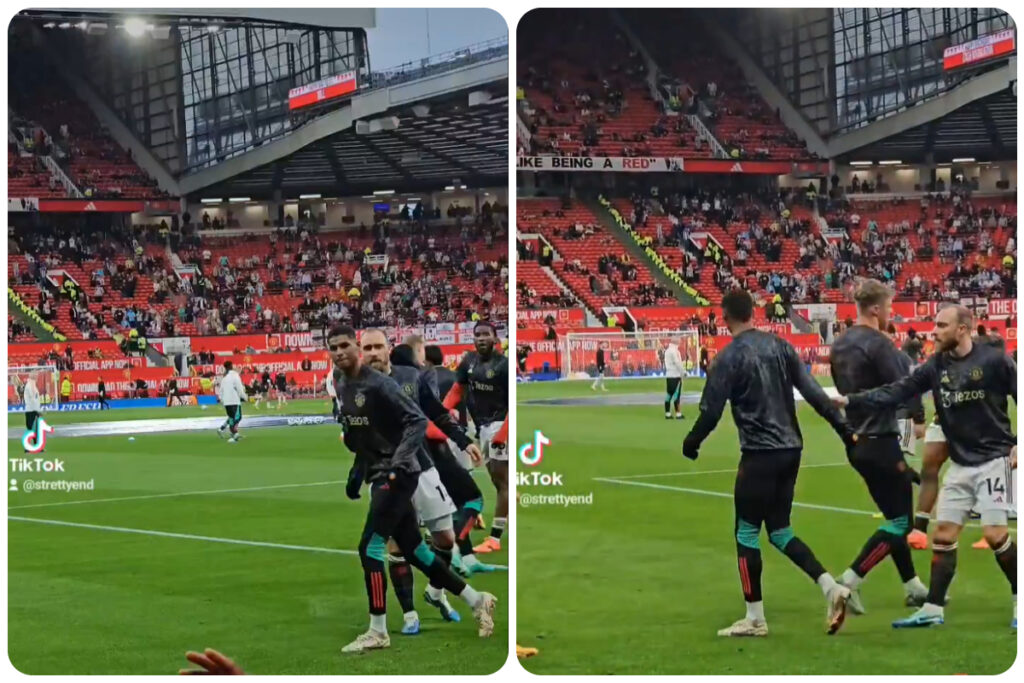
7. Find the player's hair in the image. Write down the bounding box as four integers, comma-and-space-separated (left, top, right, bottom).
223, 360, 233, 371
721, 289, 754, 323
390, 344, 417, 367
327, 323, 357, 340
402, 334, 424, 349
853, 278, 893, 311
977, 324, 987, 336
938, 303, 974, 329
424, 345, 444, 366
907, 328, 917, 339
360, 327, 388, 344
886, 322, 897, 335
474, 320, 498, 334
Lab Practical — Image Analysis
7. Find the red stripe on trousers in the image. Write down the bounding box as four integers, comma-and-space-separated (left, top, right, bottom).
860, 542, 890, 574
739, 557, 751, 596
458, 516, 476, 541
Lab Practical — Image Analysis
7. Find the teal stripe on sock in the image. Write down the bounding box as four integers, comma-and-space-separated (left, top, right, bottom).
737, 519, 760, 549
769, 526, 795, 550
366, 533, 387, 561
414, 541, 436, 566
464, 498, 483, 513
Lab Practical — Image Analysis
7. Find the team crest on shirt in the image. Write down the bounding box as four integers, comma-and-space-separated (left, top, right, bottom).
354, 392, 366, 407
403, 383, 414, 395
970, 367, 983, 381
486, 369, 495, 379
940, 371, 951, 385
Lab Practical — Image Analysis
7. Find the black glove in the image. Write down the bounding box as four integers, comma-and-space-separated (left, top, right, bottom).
682, 436, 700, 461
345, 465, 362, 500
902, 460, 922, 485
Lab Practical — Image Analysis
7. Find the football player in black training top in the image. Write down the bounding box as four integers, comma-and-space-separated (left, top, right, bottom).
833, 305, 1016, 630
444, 321, 509, 557
327, 325, 496, 653
683, 289, 857, 637
830, 280, 929, 613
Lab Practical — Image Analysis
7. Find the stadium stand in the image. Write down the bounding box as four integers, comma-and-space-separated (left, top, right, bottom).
517, 197, 677, 313
517, 10, 709, 159
9, 45, 167, 199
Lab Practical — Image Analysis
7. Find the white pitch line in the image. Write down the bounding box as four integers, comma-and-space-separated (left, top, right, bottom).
605, 462, 847, 480
8, 516, 360, 555
593, 478, 1014, 530
7, 479, 347, 510
7, 516, 509, 568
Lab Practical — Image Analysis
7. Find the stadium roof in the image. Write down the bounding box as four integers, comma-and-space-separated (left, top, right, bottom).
20, 8, 376, 30
196, 88, 507, 200
837, 88, 1016, 163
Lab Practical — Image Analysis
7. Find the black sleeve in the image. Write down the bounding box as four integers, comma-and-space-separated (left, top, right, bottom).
455, 355, 471, 385
379, 376, 428, 472
785, 341, 849, 437
848, 355, 939, 412
882, 343, 925, 424
417, 375, 471, 450
1000, 353, 1017, 404
684, 352, 732, 448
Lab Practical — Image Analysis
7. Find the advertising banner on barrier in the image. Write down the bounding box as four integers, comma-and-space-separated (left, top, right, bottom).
267, 331, 316, 350
515, 308, 587, 325
518, 156, 830, 175
38, 199, 147, 212
72, 357, 146, 371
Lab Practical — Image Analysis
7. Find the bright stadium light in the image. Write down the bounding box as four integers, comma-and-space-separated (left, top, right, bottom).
952, 157, 976, 163
372, 189, 395, 196
299, 194, 322, 199
58, 22, 71, 29
124, 17, 147, 37
848, 160, 874, 166
444, 185, 456, 191
43, 22, 55, 28
207, 24, 221, 33
878, 160, 902, 166
200, 198, 222, 204
228, 197, 251, 203
76, 21, 88, 30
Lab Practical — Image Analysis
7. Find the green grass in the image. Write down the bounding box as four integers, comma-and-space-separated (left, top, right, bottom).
516, 377, 1016, 675
8, 415, 508, 674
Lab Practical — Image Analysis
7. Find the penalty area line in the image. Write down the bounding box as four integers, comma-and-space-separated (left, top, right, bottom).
6, 516, 509, 568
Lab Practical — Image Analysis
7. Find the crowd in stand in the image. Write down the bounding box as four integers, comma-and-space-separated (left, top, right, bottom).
9, 42, 168, 200
825, 189, 1016, 301
9, 207, 508, 342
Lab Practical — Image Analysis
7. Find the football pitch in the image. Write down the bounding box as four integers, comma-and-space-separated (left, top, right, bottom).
7, 400, 508, 674
516, 378, 1017, 675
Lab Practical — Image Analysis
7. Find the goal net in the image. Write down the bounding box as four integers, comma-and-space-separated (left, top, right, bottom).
8, 365, 60, 411
559, 330, 701, 380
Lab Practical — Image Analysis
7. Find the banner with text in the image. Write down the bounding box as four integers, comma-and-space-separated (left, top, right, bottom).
518, 156, 829, 175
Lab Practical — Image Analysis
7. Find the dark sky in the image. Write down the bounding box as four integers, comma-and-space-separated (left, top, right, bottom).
367, 8, 507, 70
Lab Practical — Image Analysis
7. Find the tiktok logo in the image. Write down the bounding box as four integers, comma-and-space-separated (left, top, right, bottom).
518, 430, 551, 467
22, 418, 54, 454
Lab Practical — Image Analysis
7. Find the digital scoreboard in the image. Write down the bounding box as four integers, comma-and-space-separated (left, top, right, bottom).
288, 71, 358, 111
943, 29, 1015, 71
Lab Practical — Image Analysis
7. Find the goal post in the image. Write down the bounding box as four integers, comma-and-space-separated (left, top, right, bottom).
559, 330, 701, 380
8, 365, 60, 412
